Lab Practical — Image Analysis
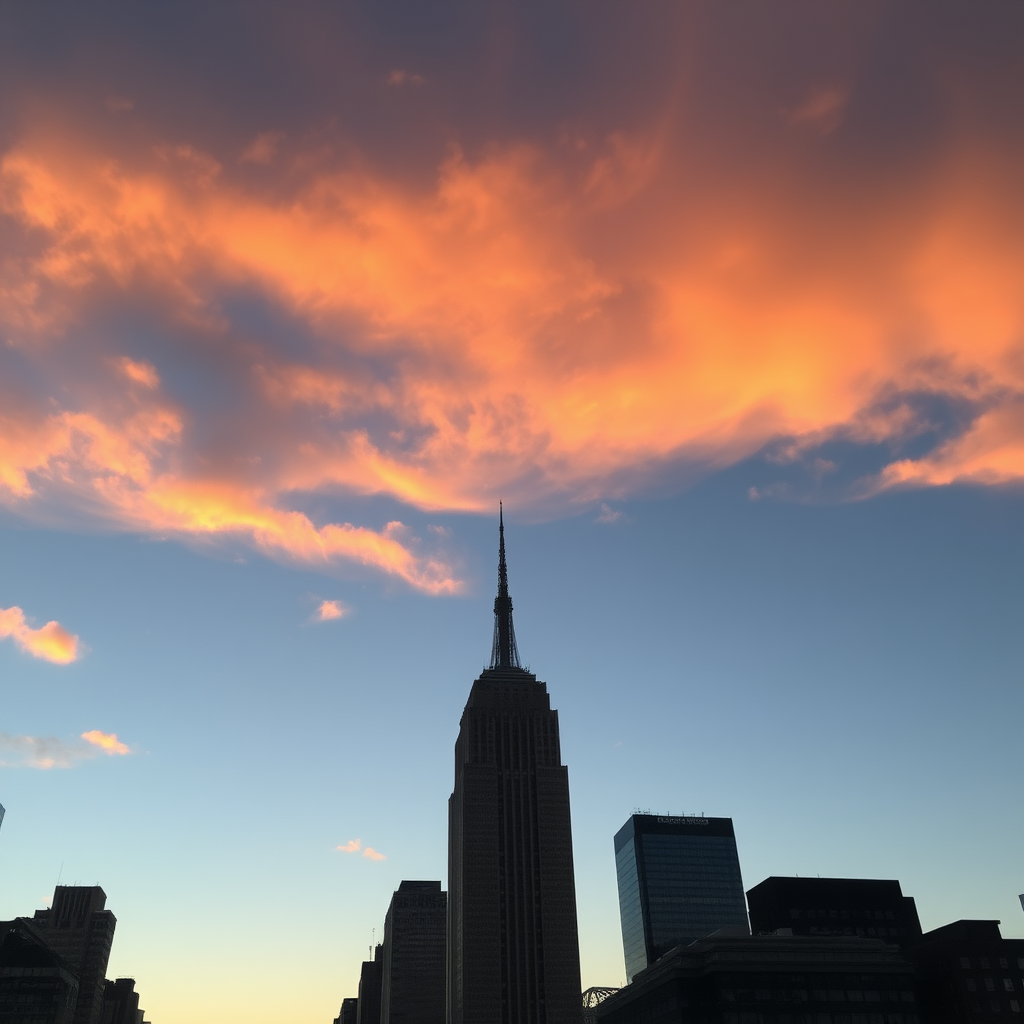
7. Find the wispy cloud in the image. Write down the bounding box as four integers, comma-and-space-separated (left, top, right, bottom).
240, 131, 285, 164
0, 607, 80, 664
386, 69, 426, 88
0, 730, 132, 769
316, 599, 346, 622
595, 503, 622, 524
116, 357, 160, 389
334, 837, 387, 860
867, 405, 1024, 493
783, 86, 850, 136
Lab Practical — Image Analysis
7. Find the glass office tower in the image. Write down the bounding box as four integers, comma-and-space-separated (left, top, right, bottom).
614, 814, 748, 982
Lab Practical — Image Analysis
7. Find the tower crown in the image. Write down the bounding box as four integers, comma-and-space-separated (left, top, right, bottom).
489, 504, 522, 670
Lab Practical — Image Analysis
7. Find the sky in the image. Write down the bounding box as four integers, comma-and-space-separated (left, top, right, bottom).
0, 2, 1021, 1021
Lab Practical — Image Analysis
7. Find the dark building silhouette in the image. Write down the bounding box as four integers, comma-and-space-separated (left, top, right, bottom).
905, 919, 1024, 1020
0, 803, 5, 832
356, 945, 383, 1024
448, 509, 583, 1024
581, 987, 619, 1024
746, 875, 923, 948
380, 881, 446, 1024
30, 887, 116, 1024
595, 932, 920, 1024
614, 814, 748, 982
334, 997, 358, 1024
100, 977, 148, 1024
0, 919, 80, 1024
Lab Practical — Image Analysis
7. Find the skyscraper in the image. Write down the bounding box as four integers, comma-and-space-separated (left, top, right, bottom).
380, 880, 446, 1024
614, 814, 748, 982
31, 886, 116, 1024
448, 509, 583, 1024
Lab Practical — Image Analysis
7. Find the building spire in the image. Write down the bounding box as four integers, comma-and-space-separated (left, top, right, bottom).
489, 503, 522, 670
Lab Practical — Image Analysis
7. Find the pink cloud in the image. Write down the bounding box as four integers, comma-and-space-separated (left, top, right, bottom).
0, 606, 80, 664
335, 838, 386, 860
117, 357, 160, 389
316, 600, 346, 622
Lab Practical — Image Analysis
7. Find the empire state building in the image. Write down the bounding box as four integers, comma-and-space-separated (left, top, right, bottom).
447, 510, 583, 1024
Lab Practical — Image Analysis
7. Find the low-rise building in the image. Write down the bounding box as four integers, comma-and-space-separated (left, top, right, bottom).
906, 919, 1024, 1021
747, 875, 923, 949
596, 932, 919, 1024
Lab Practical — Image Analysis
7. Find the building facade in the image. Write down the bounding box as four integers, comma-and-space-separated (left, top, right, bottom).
356, 946, 383, 1024
0, 919, 80, 1024
30, 887, 116, 1024
614, 814, 748, 982
746, 876, 923, 947
100, 977, 147, 1024
334, 997, 358, 1024
905, 919, 1024, 1021
447, 510, 583, 1024
380, 881, 446, 1024
596, 932, 920, 1024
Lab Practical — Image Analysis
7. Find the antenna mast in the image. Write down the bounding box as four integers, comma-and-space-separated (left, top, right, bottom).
489, 503, 522, 669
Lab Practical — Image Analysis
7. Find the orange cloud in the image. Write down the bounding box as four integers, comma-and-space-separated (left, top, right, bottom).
0, 87, 1020, 580
0, 606, 80, 664
0, 377, 457, 593
0, 730, 131, 769
117, 357, 160, 389
874, 405, 1024, 491
316, 600, 345, 621
362, 846, 387, 862
336, 839, 361, 853
81, 730, 131, 755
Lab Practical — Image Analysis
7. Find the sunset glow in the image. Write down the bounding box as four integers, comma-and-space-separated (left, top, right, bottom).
0, 31, 1019, 590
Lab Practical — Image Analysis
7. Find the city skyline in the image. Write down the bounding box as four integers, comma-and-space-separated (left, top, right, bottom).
1, 3, 1022, 1023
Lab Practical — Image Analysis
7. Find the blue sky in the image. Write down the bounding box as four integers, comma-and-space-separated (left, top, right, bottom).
2, 473, 1021, 1021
